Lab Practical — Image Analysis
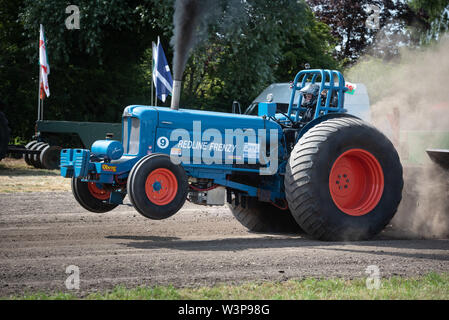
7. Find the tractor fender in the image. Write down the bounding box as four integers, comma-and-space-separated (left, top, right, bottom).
296, 113, 361, 142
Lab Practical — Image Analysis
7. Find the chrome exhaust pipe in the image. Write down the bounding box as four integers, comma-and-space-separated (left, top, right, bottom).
171, 80, 182, 110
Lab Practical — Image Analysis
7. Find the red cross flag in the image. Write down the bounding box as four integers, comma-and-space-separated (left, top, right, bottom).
39, 24, 50, 99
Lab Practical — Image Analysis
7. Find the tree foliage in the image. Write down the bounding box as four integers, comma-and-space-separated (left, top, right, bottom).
408, 0, 449, 43
305, 0, 431, 64
7, 0, 446, 140
1, 0, 341, 139
180, 0, 339, 111
1, 0, 173, 139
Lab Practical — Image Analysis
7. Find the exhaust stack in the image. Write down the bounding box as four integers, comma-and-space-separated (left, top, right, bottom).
171, 80, 182, 110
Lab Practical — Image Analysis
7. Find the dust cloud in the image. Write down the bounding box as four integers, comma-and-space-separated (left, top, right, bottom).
346, 37, 449, 239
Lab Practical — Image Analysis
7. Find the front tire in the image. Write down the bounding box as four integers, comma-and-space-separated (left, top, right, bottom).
127, 154, 188, 220
72, 177, 119, 213
285, 117, 403, 241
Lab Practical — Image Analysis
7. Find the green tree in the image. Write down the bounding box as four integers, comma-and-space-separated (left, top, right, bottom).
305, 0, 430, 64
408, 0, 449, 43
276, 10, 340, 81
0, 0, 36, 139
2, 0, 173, 139
1, 0, 340, 140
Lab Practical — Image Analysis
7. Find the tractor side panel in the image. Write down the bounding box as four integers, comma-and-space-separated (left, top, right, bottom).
153, 108, 283, 166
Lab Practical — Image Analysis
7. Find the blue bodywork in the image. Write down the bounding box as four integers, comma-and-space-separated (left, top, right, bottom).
60, 69, 351, 205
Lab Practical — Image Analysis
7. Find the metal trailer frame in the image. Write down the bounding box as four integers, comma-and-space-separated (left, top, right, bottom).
8, 120, 121, 169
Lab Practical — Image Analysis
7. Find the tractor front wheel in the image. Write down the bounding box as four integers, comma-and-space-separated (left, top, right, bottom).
285, 117, 403, 241
127, 154, 188, 219
72, 177, 119, 213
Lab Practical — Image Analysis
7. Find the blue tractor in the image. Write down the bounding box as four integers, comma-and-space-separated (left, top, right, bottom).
60, 69, 403, 241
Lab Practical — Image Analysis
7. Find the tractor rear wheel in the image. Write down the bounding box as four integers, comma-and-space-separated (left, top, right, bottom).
229, 198, 302, 233
0, 112, 10, 162
127, 154, 188, 220
285, 117, 403, 241
72, 177, 119, 213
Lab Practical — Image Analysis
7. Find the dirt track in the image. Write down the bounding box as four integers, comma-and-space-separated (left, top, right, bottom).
0, 192, 448, 297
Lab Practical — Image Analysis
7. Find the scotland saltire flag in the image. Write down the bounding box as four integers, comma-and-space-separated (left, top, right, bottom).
153, 37, 173, 103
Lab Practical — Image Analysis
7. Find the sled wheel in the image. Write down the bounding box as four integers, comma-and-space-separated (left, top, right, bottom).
71, 177, 119, 213
285, 117, 403, 241
127, 154, 188, 220
40, 145, 62, 170
29, 142, 47, 168
32, 143, 49, 169
24, 140, 38, 166
229, 197, 302, 233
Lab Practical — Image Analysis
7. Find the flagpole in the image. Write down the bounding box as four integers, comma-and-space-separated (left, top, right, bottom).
41, 93, 44, 120
37, 25, 42, 122
37, 66, 41, 121
151, 51, 154, 106
155, 37, 160, 107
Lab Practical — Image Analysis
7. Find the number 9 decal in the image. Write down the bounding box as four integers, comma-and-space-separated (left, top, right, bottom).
157, 136, 169, 149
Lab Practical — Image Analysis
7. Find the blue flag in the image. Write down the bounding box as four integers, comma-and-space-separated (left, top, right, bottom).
153, 37, 173, 103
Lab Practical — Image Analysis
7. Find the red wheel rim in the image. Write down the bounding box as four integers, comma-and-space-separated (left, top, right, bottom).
87, 182, 111, 200
329, 149, 384, 216
145, 168, 178, 205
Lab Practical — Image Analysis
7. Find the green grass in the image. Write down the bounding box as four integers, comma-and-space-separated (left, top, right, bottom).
0, 158, 60, 176
4, 273, 449, 300
0, 158, 70, 193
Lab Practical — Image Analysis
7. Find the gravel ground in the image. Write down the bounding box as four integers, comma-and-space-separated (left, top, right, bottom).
0, 192, 448, 297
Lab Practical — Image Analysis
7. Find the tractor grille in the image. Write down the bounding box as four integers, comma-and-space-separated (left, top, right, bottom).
123, 117, 140, 155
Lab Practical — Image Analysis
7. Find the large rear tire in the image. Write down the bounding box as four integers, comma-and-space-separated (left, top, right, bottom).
127, 154, 188, 220
229, 198, 302, 233
0, 112, 10, 161
72, 177, 119, 213
285, 117, 403, 241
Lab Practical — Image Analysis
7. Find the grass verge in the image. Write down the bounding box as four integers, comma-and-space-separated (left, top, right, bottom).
4, 273, 449, 300
0, 158, 70, 193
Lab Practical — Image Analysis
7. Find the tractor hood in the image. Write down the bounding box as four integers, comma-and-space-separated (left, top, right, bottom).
123, 105, 282, 130
122, 105, 283, 166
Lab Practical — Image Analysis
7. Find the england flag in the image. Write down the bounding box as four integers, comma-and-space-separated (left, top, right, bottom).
39, 24, 50, 99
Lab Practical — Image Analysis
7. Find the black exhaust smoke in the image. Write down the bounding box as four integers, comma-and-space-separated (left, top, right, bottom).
171, 0, 207, 110
170, 0, 245, 110
172, 0, 207, 81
